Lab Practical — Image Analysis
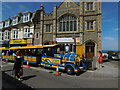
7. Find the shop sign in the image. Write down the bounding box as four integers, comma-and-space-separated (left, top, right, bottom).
56, 38, 74, 43
10, 39, 27, 44
56, 37, 80, 43
2, 41, 9, 44
76, 37, 80, 43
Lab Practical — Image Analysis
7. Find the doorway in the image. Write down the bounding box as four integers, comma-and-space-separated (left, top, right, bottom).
85, 41, 95, 59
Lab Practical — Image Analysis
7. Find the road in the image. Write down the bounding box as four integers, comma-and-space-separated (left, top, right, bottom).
1, 60, 119, 89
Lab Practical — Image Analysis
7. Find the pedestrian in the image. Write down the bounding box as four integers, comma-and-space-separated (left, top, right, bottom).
13, 50, 23, 80
98, 51, 103, 69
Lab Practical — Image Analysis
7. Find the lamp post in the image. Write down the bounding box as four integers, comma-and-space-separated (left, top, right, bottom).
72, 34, 76, 53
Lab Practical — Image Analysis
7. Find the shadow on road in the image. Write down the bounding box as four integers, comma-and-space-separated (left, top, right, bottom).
2, 69, 13, 73
76, 71, 86, 76
2, 72, 35, 89
21, 75, 36, 81
102, 60, 110, 63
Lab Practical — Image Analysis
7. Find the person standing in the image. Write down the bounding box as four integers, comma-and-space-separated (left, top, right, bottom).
98, 51, 103, 69
13, 50, 23, 80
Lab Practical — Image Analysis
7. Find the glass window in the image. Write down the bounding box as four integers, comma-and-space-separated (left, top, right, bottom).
86, 2, 93, 10
86, 21, 94, 30
74, 21, 77, 31
70, 21, 73, 31
12, 30, 18, 39
5, 21, 9, 27
66, 2, 70, 7
46, 24, 51, 32
66, 21, 69, 31
59, 22, 62, 31
0, 22, 3, 29
12, 18, 18, 25
24, 28, 30, 38
0, 32, 3, 40
59, 15, 77, 32
23, 13, 30, 22
36, 32, 39, 38
63, 22, 65, 31
4, 31, 9, 40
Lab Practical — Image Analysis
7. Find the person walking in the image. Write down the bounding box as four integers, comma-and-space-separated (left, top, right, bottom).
13, 50, 23, 80
98, 51, 103, 69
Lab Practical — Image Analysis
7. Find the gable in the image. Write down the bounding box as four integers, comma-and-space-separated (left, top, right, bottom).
57, 0, 79, 10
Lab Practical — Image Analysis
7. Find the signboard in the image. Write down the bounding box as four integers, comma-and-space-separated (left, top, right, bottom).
56, 38, 74, 43
10, 39, 27, 44
56, 37, 80, 43
76, 37, 80, 43
2, 41, 9, 44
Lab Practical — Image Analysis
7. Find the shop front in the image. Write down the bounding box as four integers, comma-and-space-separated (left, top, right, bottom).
56, 37, 80, 52
9, 39, 27, 47
1, 41, 9, 48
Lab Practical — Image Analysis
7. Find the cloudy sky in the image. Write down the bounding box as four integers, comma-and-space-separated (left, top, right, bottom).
1, 1, 119, 50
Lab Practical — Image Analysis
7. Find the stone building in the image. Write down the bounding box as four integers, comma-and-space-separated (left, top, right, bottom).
0, 0, 102, 59
33, 0, 102, 58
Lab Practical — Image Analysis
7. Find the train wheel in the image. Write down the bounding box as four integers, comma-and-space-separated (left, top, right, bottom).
65, 66, 74, 75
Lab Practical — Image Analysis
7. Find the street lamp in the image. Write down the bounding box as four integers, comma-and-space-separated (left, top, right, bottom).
72, 33, 76, 53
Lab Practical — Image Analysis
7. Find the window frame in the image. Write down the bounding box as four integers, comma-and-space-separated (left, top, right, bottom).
24, 28, 31, 38
45, 24, 51, 32
0, 32, 3, 41
12, 29, 18, 39
4, 30, 10, 40
59, 15, 77, 32
0, 22, 3, 29
23, 13, 30, 22
12, 17, 18, 25
85, 2, 95, 11
35, 32, 39, 39
85, 20, 95, 31
5, 20, 10, 27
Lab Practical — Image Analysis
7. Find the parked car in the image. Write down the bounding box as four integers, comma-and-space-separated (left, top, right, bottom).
108, 54, 119, 61
102, 53, 108, 61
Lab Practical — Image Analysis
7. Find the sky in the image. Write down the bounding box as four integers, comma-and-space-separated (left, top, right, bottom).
1, 1, 119, 51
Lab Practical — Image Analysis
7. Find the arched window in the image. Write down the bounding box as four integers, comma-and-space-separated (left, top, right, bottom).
59, 15, 77, 32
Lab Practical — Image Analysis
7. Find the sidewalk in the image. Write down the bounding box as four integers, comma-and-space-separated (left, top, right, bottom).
79, 61, 118, 80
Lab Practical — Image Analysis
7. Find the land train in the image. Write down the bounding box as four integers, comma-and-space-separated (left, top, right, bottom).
0, 44, 85, 75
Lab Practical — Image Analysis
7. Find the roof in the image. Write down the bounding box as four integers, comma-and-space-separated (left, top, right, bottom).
10, 45, 43, 50
0, 48, 9, 50
20, 45, 43, 49
43, 44, 58, 48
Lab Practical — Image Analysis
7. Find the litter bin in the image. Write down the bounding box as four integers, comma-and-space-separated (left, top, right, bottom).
92, 56, 97, 70
85, 57, 96, 70
85, 59, 93, 70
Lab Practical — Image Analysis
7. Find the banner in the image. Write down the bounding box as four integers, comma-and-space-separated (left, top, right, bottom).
10, 39, 27, 44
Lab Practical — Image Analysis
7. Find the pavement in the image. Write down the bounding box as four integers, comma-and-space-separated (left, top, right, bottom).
0, 60, 119, 89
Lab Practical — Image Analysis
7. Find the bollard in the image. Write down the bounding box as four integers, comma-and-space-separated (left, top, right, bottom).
26, 61, 30, 68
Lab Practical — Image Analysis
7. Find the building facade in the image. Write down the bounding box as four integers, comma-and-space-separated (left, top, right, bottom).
0, 0, 102, 59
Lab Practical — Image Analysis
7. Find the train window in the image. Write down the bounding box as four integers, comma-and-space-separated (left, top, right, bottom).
28, 49, 32, 55
37, 49, 43, 55
24, 50, 28, 55
31, 49, 36, 56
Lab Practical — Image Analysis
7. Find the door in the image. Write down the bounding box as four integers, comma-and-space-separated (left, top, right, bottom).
85, 41, 95, 59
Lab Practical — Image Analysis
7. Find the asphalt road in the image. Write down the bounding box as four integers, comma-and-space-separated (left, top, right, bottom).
1, 60, 119, 89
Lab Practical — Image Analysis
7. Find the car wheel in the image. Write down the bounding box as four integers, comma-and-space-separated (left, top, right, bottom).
65, 66, 74, 75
